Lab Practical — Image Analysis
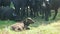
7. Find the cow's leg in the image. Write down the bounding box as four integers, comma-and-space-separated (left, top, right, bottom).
14, 6, 21, 21
12, 0, 20, 17
41, 9, 44, 19
33, 7, 38, 17
35, 9, 38, 17
40, 7, 45, 19
34, 5, 39, 17
39, 7, 42, 15
24, 25, 30, 30
48, 9, 51, 17
21, 7, 25, 19
30, 7, 34, 17
53, 9, 58, 20
45, 10, 49, 21
26, 6, 28, 17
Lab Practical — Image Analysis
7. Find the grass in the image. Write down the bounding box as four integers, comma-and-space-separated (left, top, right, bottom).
0, 21, 60, 34
0, 4, 60, 34
0, 20, 15, 29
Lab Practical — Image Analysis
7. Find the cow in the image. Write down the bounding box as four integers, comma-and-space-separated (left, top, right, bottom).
27, 0, 39, 17
11, 0, 27, 19
27, 0, 44, 17
41, 0, 60, 21
11, 18, 34, 31
0, 6, 20, 21
49, 0, 60, 20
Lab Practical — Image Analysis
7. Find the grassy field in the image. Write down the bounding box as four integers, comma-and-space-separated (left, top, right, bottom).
0, 4, 60, 34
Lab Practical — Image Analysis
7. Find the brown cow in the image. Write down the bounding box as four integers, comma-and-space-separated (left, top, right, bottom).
11, 18, 34, 31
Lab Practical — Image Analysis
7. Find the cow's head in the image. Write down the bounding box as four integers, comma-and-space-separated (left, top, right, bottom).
24, 17, 34, 26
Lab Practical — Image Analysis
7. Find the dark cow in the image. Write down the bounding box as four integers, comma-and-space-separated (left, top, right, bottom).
0, 0, 11, 7
27, 0, 39, 17
40, 0, 51, 21
41, 0, 60, 21
11, 0, 27, 19
0, 6, 20, 21
49, 0, 60, 20
27, 0, 44, 17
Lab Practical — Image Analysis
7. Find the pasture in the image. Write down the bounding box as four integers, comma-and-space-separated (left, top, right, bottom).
0, 7, 60, 34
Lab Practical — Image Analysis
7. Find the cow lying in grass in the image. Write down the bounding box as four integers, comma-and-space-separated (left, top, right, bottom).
11, 18, 34, 31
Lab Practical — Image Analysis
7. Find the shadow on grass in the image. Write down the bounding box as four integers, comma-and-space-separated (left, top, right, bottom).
30, 16, 60, 27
